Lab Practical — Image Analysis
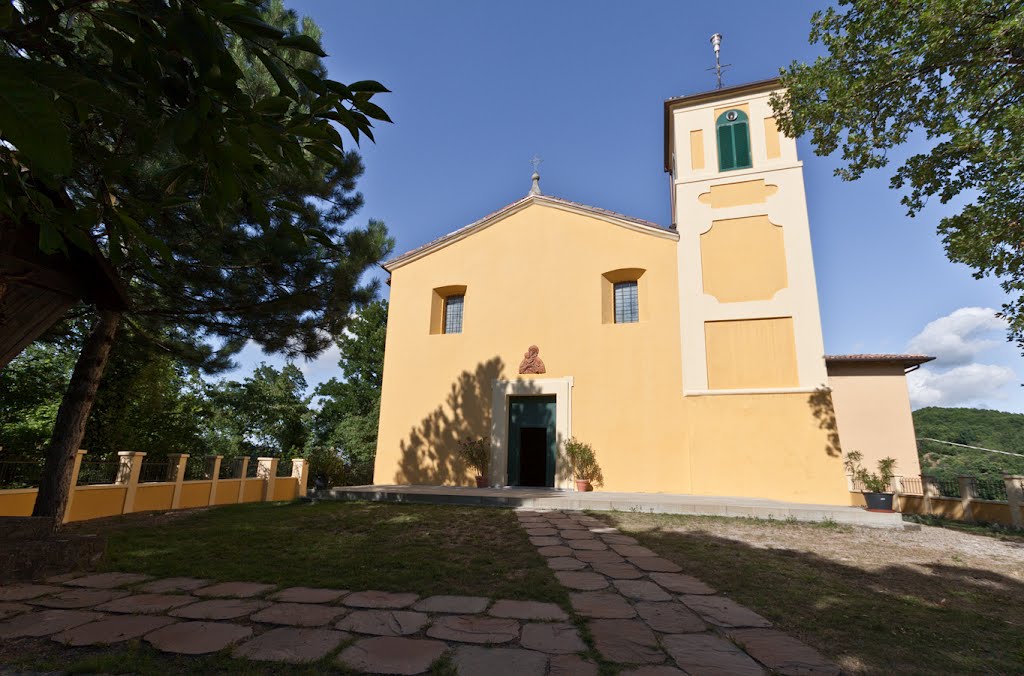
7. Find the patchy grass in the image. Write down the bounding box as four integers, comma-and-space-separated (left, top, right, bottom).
68, 500, 566, 603
0, 637, 457, 675
599, 511, 1024, 675
904, 514, 1024, 542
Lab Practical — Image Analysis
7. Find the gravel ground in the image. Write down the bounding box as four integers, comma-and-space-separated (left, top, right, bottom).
616, 515, 1024, 583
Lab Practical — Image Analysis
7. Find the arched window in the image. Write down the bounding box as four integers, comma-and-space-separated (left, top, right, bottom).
716, 109, 751, 171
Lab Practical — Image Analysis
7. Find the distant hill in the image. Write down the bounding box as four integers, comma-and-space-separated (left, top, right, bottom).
913, 407, 1024, 480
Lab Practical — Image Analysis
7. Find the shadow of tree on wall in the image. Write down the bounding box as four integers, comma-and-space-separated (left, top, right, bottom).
602, 516, 1024, 674
807, 386, 842, 458
394, 357, 539, 485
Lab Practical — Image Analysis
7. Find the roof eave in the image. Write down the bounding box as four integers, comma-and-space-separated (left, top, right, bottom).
382, 194, 677, 272
662, 77, 783, 173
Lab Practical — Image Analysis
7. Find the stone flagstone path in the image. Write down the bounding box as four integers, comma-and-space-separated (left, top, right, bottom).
0, 510, 840, 674
515, 509, 839, 675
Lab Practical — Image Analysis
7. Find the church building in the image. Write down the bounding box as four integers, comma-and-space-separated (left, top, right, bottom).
372, 78, 930, 506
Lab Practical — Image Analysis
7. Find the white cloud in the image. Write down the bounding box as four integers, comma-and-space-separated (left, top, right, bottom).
905, 306, 1006, 366
906, 363, 1016, 408
904, 306, 1018, 409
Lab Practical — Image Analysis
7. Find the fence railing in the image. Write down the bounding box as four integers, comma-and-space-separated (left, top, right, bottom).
76, 461, 123, 486
0, 461, 44, 490
138, 462, 172, 483
975, 479, 1009, 502
850, 473, 1024, 529
899, 476, 923, 495
0, 451, 309, 524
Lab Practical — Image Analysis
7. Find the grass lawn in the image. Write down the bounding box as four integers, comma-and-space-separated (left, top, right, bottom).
1, 501, 577, 675
599, 512, 1024, 675
68, 500, 566, 604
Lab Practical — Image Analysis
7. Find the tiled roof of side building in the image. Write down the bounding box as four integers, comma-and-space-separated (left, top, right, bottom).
825, 354, 935, 366
381, 193, 674, 272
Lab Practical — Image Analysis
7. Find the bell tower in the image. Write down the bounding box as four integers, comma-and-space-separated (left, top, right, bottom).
664, 78, 828, 394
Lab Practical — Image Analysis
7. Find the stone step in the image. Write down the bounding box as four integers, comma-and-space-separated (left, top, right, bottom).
313, 486, 906, 528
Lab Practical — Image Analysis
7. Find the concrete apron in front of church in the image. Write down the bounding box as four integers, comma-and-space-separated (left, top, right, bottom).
490, 377, 574, 490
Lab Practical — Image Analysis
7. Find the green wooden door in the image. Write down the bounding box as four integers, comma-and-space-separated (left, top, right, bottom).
507, 395, 557, 487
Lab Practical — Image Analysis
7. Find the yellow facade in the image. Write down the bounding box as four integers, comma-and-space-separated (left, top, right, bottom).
373, 79, 921, 506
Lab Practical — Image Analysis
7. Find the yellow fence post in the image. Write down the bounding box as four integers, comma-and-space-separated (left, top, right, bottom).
922, 475, 939, 516
958, 476, 976, 523
208, 456, 223, 506
1004, 475, 1023, 529
167, 454, 189, 510
257, 457, 278, 502
237, 457, 249, 503
292, 458, 309, 498
62, 449, 89, 524
891, 475, 903, 513
117, 451, 145, 515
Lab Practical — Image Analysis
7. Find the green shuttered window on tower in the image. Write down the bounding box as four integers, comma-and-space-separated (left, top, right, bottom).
716, 109, 752, 172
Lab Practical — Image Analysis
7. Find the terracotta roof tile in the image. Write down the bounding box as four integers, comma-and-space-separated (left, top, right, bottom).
825, 354, 935, 366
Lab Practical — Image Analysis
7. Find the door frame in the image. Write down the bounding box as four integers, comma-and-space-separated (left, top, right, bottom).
507, 396, 557, 488
490, 376, 573, 489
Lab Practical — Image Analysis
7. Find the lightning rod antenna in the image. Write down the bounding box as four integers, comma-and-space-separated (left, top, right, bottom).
708, 33, 731, 89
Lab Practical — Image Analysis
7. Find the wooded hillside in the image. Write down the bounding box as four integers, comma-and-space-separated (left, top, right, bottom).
914, 407, 1024, 480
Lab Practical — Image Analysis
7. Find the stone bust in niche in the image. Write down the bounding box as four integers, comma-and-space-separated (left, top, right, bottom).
518, 345, 546, 374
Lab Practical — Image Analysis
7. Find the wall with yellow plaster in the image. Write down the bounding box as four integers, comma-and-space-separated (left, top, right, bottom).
0, 489, 37, 517
376, 199, 850, 503
705, 318, 799, 389
215, 479, 242, 505
827, 362, 923, 479
700, 216, 787, 303
242, 479, 264, 503
66, 486, 126, 522
689, 130, 704, 170
376, 200, 688, 492
134, 484, 174, 513
697, 180, 778, 209
763, 117, 781, 159
686, 393, 848, 503
273, 477, 299, 501
180, 481, 212, 509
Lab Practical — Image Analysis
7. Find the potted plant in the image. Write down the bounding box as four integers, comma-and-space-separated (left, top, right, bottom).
844, 451, 897, 512
565, 437, 604, 492
457, 437, 490, 488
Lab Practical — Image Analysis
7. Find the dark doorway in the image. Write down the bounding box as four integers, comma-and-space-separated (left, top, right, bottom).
507, 395, 556, 487
518, 427, 548, 487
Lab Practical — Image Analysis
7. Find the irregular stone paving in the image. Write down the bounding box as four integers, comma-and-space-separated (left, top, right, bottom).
0, 508, 839, 675
515, 509, 841, 675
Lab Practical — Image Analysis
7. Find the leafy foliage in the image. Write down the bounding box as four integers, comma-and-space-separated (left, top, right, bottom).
772, 0, 1024, 347
914, 406, 1024, 480
0, 337, 77, 459
311, 300, 388, 485
844, 450, 897, 493
456, 437, 490, 476
207, 362, 311, 458
565, 437, 604, 486
1, 0, 390, 264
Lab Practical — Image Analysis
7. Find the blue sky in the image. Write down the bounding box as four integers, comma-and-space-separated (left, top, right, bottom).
229, 1, 1022, 412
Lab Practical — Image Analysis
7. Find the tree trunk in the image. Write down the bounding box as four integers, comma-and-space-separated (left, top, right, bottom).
32, 309, 122, 520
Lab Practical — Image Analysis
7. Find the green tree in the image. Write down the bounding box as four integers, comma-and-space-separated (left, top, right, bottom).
208, 363, 312, 458
1, 0, 393, 519
312, 299, 388, 485
914, 406, 1024, 481
771, 0, 1024, 345
0, 336, 78, 459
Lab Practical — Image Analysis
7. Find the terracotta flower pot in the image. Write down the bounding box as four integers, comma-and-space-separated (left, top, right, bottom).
475, 476, 488, 488
575, 479, 593, 492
